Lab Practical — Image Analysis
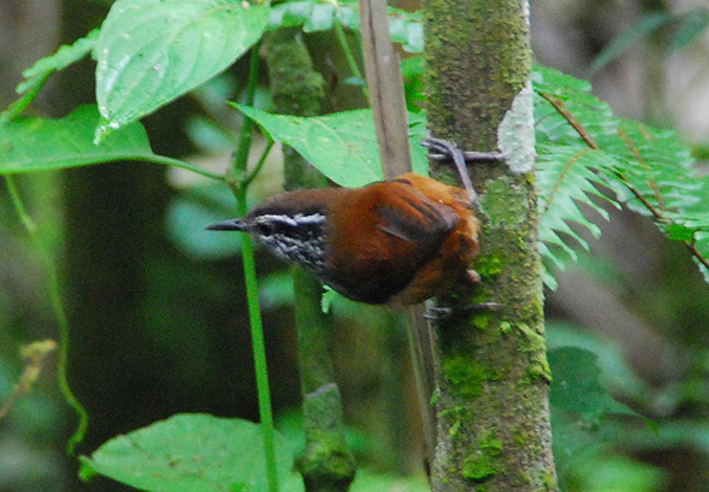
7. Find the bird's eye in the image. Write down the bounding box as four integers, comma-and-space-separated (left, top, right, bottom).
256, 222, 276, 236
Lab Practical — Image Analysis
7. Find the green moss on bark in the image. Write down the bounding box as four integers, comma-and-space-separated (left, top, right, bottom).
263, 28, 325, 118
424, 0, 531, 149
444, 356, 503, 398
424, 0, 556, 489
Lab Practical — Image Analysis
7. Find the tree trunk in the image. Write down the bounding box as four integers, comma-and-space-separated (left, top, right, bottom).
422, 0, 558, 489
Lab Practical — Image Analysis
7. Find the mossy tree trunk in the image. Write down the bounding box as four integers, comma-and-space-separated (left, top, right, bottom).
422, 0, 557, 489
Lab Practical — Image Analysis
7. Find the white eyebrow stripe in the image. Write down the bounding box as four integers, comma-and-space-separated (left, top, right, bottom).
294, 213, 326, 224
256, 213, 326, 226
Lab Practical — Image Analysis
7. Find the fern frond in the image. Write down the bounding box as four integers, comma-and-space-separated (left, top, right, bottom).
533, 66, 622, 287
603, 119, 701, 216
533, 64, 709, 286
535, 143, 620, 288
677, 176, 709, 281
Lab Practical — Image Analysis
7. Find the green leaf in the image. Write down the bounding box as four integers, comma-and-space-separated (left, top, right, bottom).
678, 175, 709, 281
534, 66, 624, 286
401, 56, 426, 112
537, 146, 618, 253
1, 29, 99, 121
79, 414, 304, 491
695, 234, 709, 282
532, 64, 594, 104
17, 29, 100, 95
533, 64, 709, 284
660, 222, 696, 242
95, 0, 269, 137
548, 347, 637, 417
605, 119, 700, 215
388, 11, 424, 53
0, 105, 152, 174
232, 104, 428, 187
267, 1, 424, 53
533, 65, 617, 148
547, 321, 651, 401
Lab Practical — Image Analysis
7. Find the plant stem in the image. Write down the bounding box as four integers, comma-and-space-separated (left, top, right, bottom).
333, 19, 369, 99
4, 175, 89, 454
242, 139, 275, 190
231, 44, 262, 179
236, 187, 279, 492
228, 45, 280, 492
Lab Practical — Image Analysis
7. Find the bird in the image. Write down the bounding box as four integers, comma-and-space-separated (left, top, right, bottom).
207, 153, 483, 306
207, 138, 501, 471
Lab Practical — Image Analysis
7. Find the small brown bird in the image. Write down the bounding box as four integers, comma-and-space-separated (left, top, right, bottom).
207, 170, 481, 306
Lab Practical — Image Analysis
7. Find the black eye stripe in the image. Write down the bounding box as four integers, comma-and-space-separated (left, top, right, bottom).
251, 214, 327, 244
256, 222, 276, 235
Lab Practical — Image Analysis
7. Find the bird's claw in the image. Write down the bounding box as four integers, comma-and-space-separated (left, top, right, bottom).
421, 135, 507, 203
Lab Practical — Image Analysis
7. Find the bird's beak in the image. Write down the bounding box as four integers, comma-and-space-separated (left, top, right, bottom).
206, 219, 247, 231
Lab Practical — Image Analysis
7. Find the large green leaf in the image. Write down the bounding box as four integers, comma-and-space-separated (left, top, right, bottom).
234, 104, 429, 187
80, 414, 304, 491
95, 0, 269, 137
0, 105, 152, 174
